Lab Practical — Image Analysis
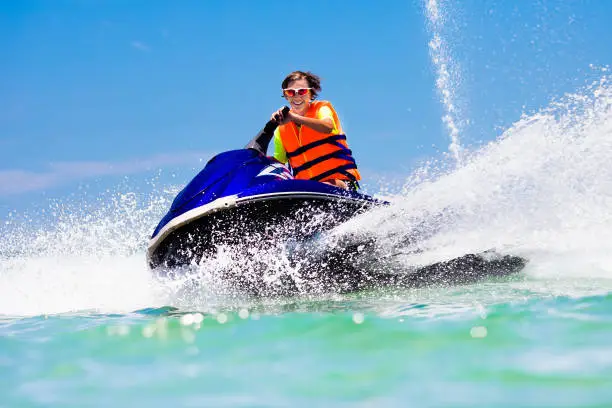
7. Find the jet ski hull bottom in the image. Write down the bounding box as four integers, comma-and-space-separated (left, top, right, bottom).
220, 241, 527, 296
155, 247, 526, 297
301, 250, 527, 294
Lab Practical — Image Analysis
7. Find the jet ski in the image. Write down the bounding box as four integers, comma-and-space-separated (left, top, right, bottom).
147, 107, 384, 270
147, 149, 384, 270
147, 108, 527, 294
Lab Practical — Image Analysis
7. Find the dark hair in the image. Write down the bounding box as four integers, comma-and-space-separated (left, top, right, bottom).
281, 71, 322, 99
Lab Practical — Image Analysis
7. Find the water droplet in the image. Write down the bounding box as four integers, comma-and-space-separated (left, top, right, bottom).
180, 314, 195, 326
352, 313, 365, 324
470, 326, 488, 338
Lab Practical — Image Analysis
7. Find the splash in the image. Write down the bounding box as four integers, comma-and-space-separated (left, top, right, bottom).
0, 186, 179, 316
425, 0, 464, 163
338, 75, 612, 282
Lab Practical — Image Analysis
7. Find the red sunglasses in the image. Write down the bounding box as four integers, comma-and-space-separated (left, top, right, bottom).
283, 88, 311, 97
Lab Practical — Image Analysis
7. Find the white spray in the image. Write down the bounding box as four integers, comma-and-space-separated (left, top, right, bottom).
338, 75, 612, 282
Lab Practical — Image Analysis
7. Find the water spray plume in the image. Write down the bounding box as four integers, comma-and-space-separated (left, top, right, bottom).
425, 0, 464, 164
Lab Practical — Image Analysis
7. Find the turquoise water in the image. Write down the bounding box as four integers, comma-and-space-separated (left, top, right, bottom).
2, 280, 612, 407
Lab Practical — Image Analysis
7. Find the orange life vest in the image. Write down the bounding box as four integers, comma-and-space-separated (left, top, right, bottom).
277, 101, 361, 183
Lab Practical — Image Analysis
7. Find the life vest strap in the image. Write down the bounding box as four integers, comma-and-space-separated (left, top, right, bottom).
286, 134, 348, 158
292, 148, 354, 176
311, 163, 359, 182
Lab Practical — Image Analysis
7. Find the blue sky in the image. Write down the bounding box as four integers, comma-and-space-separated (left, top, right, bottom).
1, 0, 611, 216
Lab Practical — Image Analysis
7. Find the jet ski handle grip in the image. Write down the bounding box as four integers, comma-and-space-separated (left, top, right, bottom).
263, 106, 291, 134
245, 106, 290, 154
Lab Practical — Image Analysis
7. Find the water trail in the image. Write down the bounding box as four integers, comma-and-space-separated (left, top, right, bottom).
425, 0, 464, 163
